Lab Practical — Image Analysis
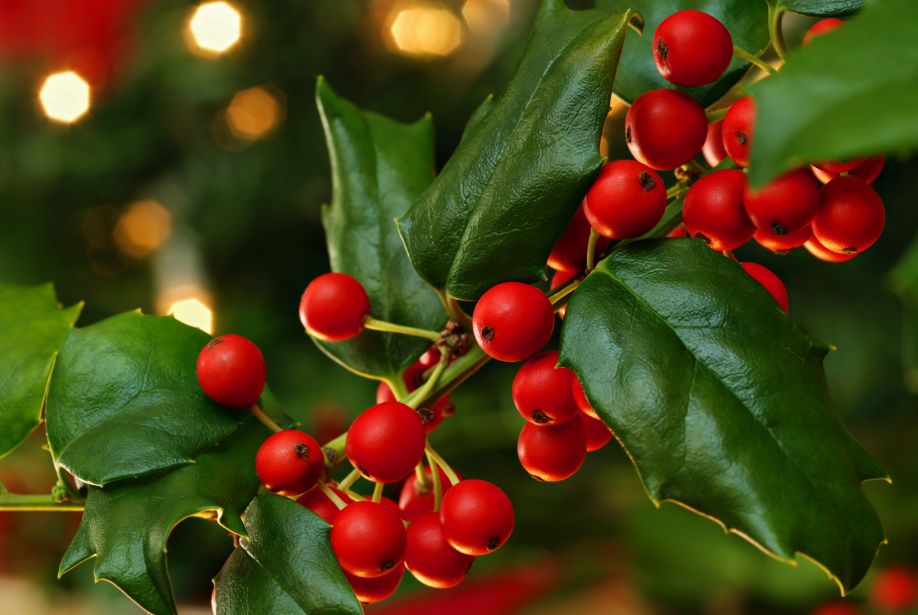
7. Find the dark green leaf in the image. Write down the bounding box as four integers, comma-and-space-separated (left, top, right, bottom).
46, 312, 245, 486
0, 283, 81, 458
749, 0, 918, 186
214, 494, 362, 615
599, 0, 769, 106
397, 0, 631, 300
316, 77, 446, 381
59, 418, 268, 615
559, 239, 886, 592
774, 0, 862, 17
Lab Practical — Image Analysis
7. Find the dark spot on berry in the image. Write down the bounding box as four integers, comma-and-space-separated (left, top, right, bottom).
656, 38, 669, 64
694, 232, 711, 245
638, 171, 656, 191
842, 246, 858, 254
486, 538, 500, 551
771, 222, 788, 236
531, 410, 552, 424
380, 560, 395, 572
323, 447, 338, 465
625, 123, 632, 144
480, 325, 494, 341
294, 443, 310, 460
735, 130, 747, 146
418, 406, 435, 425
206, 337, 224, 350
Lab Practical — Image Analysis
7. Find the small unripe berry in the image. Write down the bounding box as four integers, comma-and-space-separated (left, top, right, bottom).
399, 466, 455, 522
811, 176, 885, 255
299, 273, 371, 342
472, 282, 554, 363
512, 351, 580, 425
196, 334, 266, 408
744, 168, 821, 236
331, 501, 407, 578
346, 402, 426, 483
702, 120, 727, 168
802, 18, 845, 46
804, 236, 856, 263
682, 169, 755, 251
297, 483, 352, 524
405, 511, 475, 589
811, 156, 884, 185
754, 225, 812, 254
255, 430, 324, 496
517, 419, 587, 482
722, 96, 755, 168
625, 89, 708, 170
581, 413, 613, 452
583, 160, 667, 239
547, 202, 610, 272
870, 566, 918, 611
344, 565, 405, 604
653, 10, 733, 87
571, 376, 598, 420
741, 262, 789, 312
440, 479, 514, 556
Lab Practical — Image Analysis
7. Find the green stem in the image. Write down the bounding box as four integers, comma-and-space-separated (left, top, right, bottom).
443, 293, 473, 330
364, 317, 441, 342
338, 468, 361, 492
387, 375, 409, 401
705, 107, 728, 124
407, 349, 449, 410
548, 277, 581, 307
402, 345, 489, 410
426, 449, 443, 512
372, 482, 384, 503
733, 45, 776, 75
586, 229, 601, 272
0, 494, 84, 512
320, 482, 348, 510
424, 444, 460, 486
768, 4, 789, 61
250, 403, 283, 433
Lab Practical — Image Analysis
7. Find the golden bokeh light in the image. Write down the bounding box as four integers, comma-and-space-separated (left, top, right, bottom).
388, 4, 463, 58
160, 288, 215, 334
226, 87, 283, 140
187, 1, 243, 55
461, 0, 510, 34
38, 71, 91, 123
113, 200, 172, 258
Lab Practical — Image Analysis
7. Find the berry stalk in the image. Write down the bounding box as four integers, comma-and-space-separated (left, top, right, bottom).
364, 317, 441, 342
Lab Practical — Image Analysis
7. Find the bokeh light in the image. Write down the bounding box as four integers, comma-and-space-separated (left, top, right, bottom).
38, 71, 91, 123
161, 289, 215, 334
387, 3, 463, 58
113, 200, 172, 258
461, 0, 510, 34
225, 87, 283, 140
187, 1, 242, 55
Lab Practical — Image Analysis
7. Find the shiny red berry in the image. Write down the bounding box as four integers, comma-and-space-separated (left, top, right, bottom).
625, 89, 707, 170
196, 334, 266, 408
741, 262, 788, 312
297, 483, 352, 524
744, 168, 821, 236
703, 119, 727, 168
811, 176, 885, 255
583, 160, 667, 238
299, 273, 371, 342
440, 479, 514, 556
811, 156, 884, 185
331, 501, 407, 578
255, 430, 324, 496
547, 201, 610, 272
581, 413, 613, 452
802, 18, 845, 46
399, 466, 454, 522
472, 282, 554, 363
722, 96, 755, 168
870, 566, 918, 611
344, 565, 404, 604
518, 419, 587, 482
653, 10, 733, 87
571, 376, 598, 420
405, 511, 475, 589
754, 224, 812, 253
346, 401, 426, 483
804, 236, 856, 263
512, 351, 580, 425
682, 169, 755, 251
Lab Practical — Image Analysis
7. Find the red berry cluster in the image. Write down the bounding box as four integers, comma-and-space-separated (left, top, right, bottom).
377, 346, 455, 433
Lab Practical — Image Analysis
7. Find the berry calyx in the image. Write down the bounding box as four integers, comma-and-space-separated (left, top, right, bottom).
743, 168, 821, 236
702, 119, 727, 168
802, 18, 845, 46
440, 479, 514, 556
517, 419, 587, 482
472, 282, 554, 363
344, 565, 405, 604
196, 334, 266, 409
811, 176, 885, 255
625, 89, 708, 170
299, 272, 371, 342
722, 96, 755, 168
331, 501, 407, 578
571, 376, 598, 420
653, 10, 733, 87
870, 566, 918, 611
547, 201, 610, 272
583, 160, 667, 239
804, 236, 856, 263
741, 262, 789, 312
346, 401, 426, 483
399, 465, 455, 522
255, 430, 325, 495
580, 413, 613, 452
811, 156, 884, 185
682, 169, 755, 251
754, 224, 812, 253
512, 351, 580, 425
405, 511, 475, 589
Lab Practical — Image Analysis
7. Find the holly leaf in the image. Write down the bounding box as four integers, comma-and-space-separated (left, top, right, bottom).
598, 0, 769, 106
315, 77, 446, 381
213, 494, 362, 615
749, 0, 918, 186
771, 0, 863, 16
559, 239, 887, 592
397, 0, 632, 301
46, 312, 245, 486
58, 418, 268, 615
0, 283, 81, 458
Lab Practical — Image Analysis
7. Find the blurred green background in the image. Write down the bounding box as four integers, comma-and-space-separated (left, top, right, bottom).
0, 1, 915, 614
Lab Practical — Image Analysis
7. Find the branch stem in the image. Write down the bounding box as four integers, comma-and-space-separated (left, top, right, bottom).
586, 229, 601, 272
426, 449, 444, 511
364, 317, 441, 342
250, 403, 283, 433
424, 444, 460, 486
0, 494, 84, 512
733, 45, 776, 75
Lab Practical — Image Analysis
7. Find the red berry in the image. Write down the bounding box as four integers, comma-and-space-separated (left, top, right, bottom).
583, 160, 667, 238
682, 169, 755, 251
744, 168, 821, 236
255, 430, 324, 496
440, 479, 514, 556
346, 402, 426, 483
811, 156, 884, 185
344, 565, 404, 604
668, 224, 688, 238
653, 10, 733, 87
581, 413, 613, 452
741, 262, 789, 312
299, 273, 371, 342
571, 376, 598, 420
512, 351, 580, 425
811, 176, 885, 255
472, 282, 554, 363
803, 18, 845, 46
804, 236, 856, 263
722, 96, 755, 168
517, 419, 587, 482
547, 201, 610, 272
399, 466, 454, 522
810, 602, 860, 615
870, 566, 918, 611
703, 119, 727, 168
625, 89, 708, 170
196, 334, 266, 408
405, 511, 475, 589
331, 501, 407, 578
297, 483, 352, 524
754, 224, 812, 253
